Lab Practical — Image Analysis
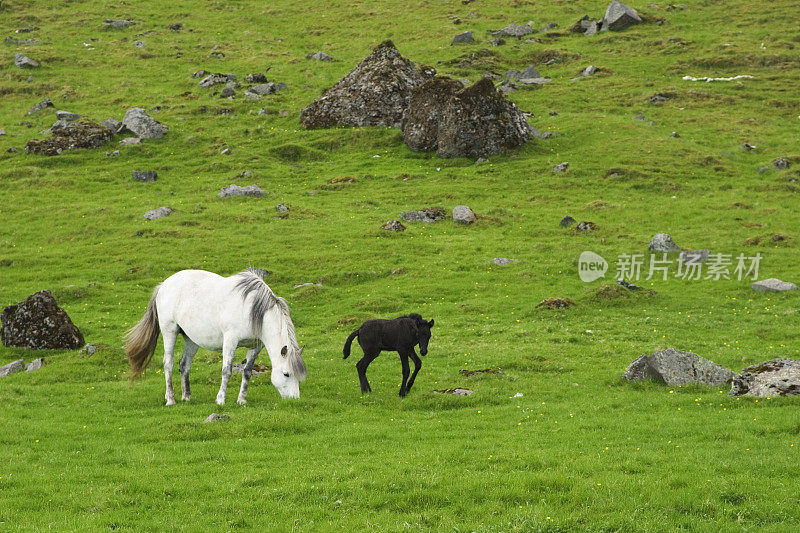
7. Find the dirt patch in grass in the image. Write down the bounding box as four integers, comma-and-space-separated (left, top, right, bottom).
743, 233, 792, 246
536, 297, 575, 309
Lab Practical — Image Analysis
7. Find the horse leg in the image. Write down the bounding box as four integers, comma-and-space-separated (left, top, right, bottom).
162, 327, 178, 406
405, 350, 422, 394
355, 352, 378, 393
399, 351, 411, 397
178, 336, 199, 402
237, 346, 262, 405
216, 337, 238, 406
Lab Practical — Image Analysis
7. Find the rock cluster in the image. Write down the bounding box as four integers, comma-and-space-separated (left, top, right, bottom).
400, 208, 446, 223
218, 184, 265, 198
1, 290, 84, 349
572, 1, 642, 35
25, 121, 113, 156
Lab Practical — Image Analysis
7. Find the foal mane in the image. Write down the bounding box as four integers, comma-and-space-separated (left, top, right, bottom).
233, 268, 306, 380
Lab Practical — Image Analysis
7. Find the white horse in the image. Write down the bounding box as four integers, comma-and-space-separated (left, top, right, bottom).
124, 268, 306, 405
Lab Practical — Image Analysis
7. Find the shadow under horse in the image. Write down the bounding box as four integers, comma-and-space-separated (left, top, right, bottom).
343, 313, 435, 397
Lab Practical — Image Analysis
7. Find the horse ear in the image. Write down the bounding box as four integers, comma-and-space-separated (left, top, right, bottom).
298, 345, 305, 356
281, 345, 288, 357
428, 319, 434, 328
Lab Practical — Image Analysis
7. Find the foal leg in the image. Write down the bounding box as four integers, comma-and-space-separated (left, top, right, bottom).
405, 350, 423, 394
398, 350, 411, 397
161, 327, 178, 406
178, 336, 199, 402
237, 346, 262, 405
216, 337, 238, 406
355, 352, 379, 393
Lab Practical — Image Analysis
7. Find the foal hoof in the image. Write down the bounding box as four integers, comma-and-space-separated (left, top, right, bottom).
215, 397, 226, 406
237, 398, 247, 405
165, 398, 176, 406
181, 395, 191, 402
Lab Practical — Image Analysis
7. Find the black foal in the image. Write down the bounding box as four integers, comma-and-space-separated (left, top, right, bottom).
343, 313, 435, 397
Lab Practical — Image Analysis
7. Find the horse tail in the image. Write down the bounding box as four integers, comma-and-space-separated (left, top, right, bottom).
343, 328, 359, 359
124, 286, 161, 381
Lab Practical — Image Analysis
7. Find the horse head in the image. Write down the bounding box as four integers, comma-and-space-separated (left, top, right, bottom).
415, 316, 434, 356
270, 344, 306, 399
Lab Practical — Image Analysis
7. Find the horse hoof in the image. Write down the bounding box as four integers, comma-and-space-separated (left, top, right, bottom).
216, 397, 225, 406
237, 398, 247, 405
181, 395, 191, 402
165, 399, 176, 406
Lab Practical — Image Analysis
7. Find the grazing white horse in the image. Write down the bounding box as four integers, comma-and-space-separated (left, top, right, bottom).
124, 268, 306, 405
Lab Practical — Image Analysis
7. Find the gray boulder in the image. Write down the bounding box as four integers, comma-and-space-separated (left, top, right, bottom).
730, 359, 800, 397
204, 413, 231, 422
244, 73, 268, 83
144, 207, 173, 220
15, 53, 40, 68
773, 158, 790, 170
453, 205, 476, 224
752, 278, 798, 292
28, 97, 53, 115
56, 111, 80, 122
250, 83, 279, 95
199, 73, 236, 88
301, 40, 435, 129
436, 78, 531, 158
623, 349, 736, 386
0, 360, 25, 378
648, 233, 681, 252
553, 162, 569, 172
492, 24, 533, 37
132, 170, 157, 182
492, 258, 517, 266
101, 118, 122, 131
307, 51, 334, 61
218, 184, 265, 198
118, 108, 168, 139
1, 290, 84, 349
26, 358, 44, 372
452, 31, 474, 44
560, 216, 576, 227
400, 208, 446, 223
602, 1, 642, 31
104, 19, 133, 29
402, 76, 464, 152
581, 65, 597, 77
382, 220, 406, 231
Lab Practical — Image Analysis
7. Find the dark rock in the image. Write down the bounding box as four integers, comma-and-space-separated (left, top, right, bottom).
218, 184, 265, 198
26, 358, 44, 372
560, 215, 576, 227
492, 24, 533, 37
220, 87, 235, 98
245, 73, 268, 83
492, 258, 517, 266
741, 143, 755, 151
56, 111, 80, 122
490, 38, 505, 46
25, 121, 114, 156
16, 26, 36, 33
144, 207, 173, 220
104, 19, 133, 29
204, 413, 231, 422
602, 1, 642, 31
0, 360, 25, 378
648, 233, 681, 252
106, 150, 120, 157
101, 118, 122, 132
14, 53, 40, 68
730, 359, 800, 397
616, 279, 643, 290
300, 40, 435, 129
520, 65, 541, 79
400, 208, 446, 223
452, 31, 474, 44
670, 132, 680, 138
6, 147, 18, 153
118, 108, 168, 139
436, 78, 531, 158
553, 162, 569, 172
1, 290, 84, 349
402, 76, 464, 152
773, 157, 790, 170
576, 221, 596, 231
382, 220, 406, 231
536, 297, 575, 309
306, 51, 334, 61
27, 97, 53, 115
453, 205, 476, 224
623, 349, 736, 386
133, 170, 157, 182
650, 93, 670, 103
752, 278, 798, 292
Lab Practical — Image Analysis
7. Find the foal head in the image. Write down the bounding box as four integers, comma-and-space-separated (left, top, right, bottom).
413, 315, 435, 356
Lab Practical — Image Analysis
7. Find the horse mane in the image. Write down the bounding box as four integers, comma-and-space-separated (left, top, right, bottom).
398, 313, 424, 325
234, 269, 306, 381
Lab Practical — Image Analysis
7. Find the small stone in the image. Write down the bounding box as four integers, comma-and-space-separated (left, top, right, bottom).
433, 388, 473, 396
773, 157, 790, 170
0, 360, 25, 378
0, 129, 4, 136
118, 108, 168, 139
741, 143, 755, 151
560, 215, 576, 227
543, 22, 558, 31
134, 40, 145, 48
492, 258, 517, 266
650, 93, 670, 103
204, 413, 231, 422
452, 205, 477, 224
119, 137, 141, 145
576, 221, 596, 231
752, 278, 798, 292
218, 184, 264, 198
168, 22, 183, 31
132, 170, 157, 182
581, 65, 597, 77
83, 343, 97, 355
250, 83, 278, 95
220, 87, 235, 98
452, 31, 474, 44
14, 53, 40, 68
56, 111, 80, 122
192, 70, 209, 78
245, 73, 268, 83
106, 150, 120, 157
306, 51, 334, 61
258, 108, 268, 115
104, 19, 133, 29
27, 97, 53, 115
144, 207, 173, 220
670, 132, 680, 138
634, 114, 645, 121
244, 91, 261, 100
492, 24, 534, 37
757, 166, 770, 174
276, 204, 289, 213
490, 38, 505, 46
553, 162, 569, 172
382, 220, 406, 231
520, 65, 541, 79
648, 233, 681, 252
221, 148, 232, 155
25, 358, 44, 372
198, 73, 236, 89
101, 118, 122, 132
536, 297, 575, 309
400, 208, 446, 223
6, 147, 18, 153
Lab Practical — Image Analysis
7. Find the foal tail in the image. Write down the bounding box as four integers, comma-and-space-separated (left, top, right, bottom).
124, 286, 161, 381
342, 329, 359, 359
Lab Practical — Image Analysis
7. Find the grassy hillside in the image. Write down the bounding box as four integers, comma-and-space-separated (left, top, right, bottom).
1, 0, 799, 530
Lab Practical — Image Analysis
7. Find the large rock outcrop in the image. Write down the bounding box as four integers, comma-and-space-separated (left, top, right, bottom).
1, 290, 84, 349
730, 359, 800, 397
25, 121, 114, 156
402, 77, 464, 152
623, 349, 736, 386
602, 1, 642, 31
435, 78, 532, 158
300, 40, 435, 129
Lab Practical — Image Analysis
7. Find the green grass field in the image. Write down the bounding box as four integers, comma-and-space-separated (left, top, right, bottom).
2, 0, 799, 530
